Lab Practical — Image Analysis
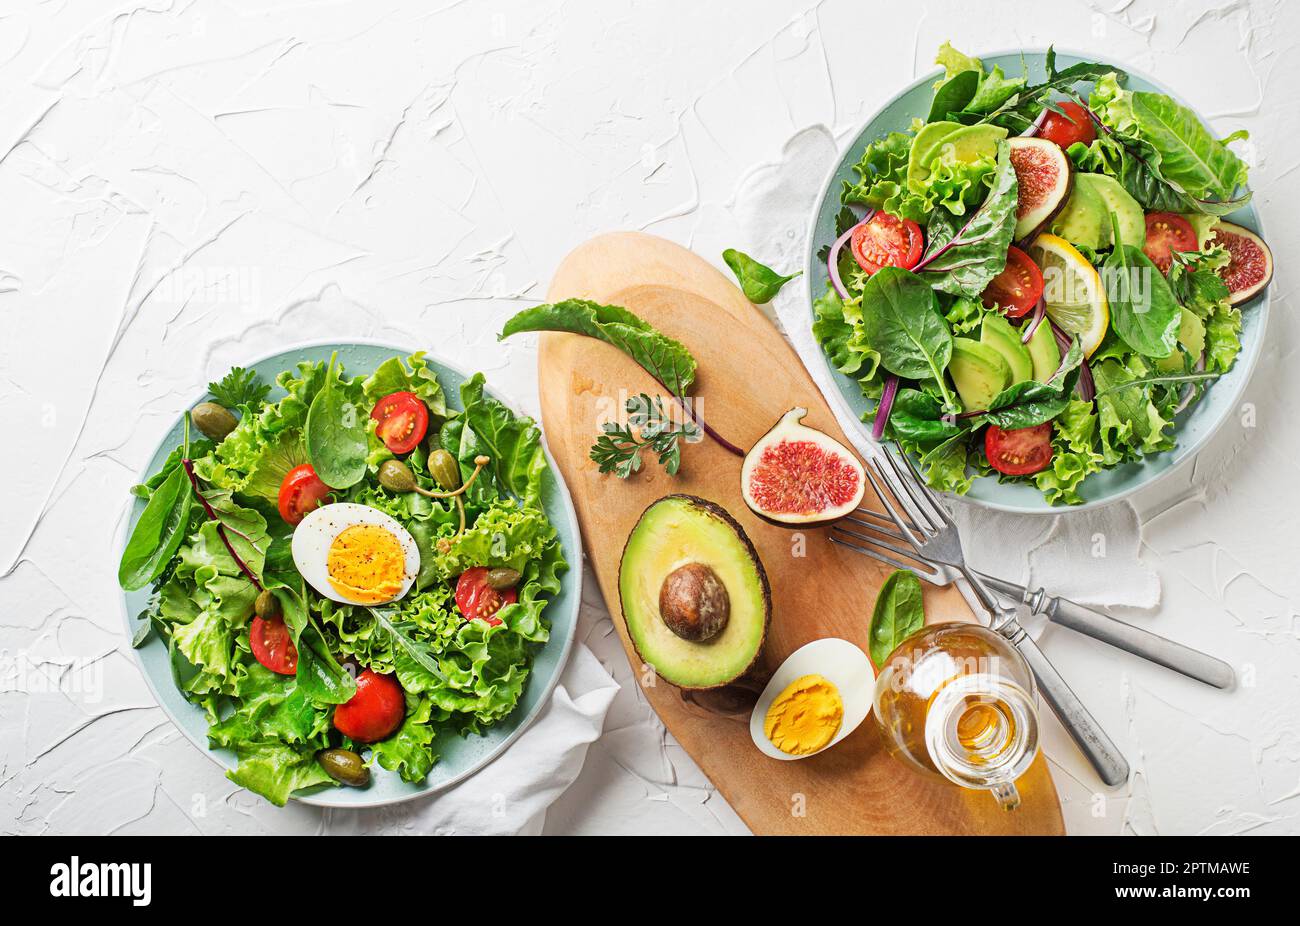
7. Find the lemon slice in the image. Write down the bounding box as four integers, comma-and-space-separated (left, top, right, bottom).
1026, 233, 1108, 357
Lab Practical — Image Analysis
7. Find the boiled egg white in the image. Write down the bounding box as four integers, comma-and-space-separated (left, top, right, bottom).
749, 638, 875, 761
291, 502, 420, 606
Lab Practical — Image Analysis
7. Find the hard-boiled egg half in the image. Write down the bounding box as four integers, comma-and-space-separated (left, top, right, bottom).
291, 503, 420, 606
749, 638, 875, 760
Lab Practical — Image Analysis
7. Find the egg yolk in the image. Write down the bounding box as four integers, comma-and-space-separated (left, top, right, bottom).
763, 673, 843, 756
326, 524, 407, 604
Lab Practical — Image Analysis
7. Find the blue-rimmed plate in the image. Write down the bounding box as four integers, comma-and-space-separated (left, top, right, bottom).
805, 49, 1268, 514
118, 340, 584, 807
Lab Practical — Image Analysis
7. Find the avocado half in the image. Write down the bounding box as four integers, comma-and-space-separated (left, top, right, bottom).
618, 495, 771, 690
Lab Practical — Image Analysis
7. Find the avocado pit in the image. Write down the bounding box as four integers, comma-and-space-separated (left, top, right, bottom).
659, 562, 730, 642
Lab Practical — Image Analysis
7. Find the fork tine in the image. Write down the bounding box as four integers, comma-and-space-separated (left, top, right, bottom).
850, 505, 918, 538
829, 533, 943, 585
861, 458, 923, 546
867, 451, 935, 537
878, 445, 943, 534
893, 441, 957, 528
834, 521, 927, 561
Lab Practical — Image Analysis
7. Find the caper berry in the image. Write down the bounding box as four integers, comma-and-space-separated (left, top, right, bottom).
317, 748, 370, 787
191, 402, 238, 442
377, 459, 417, 493
486, 567, 522, 590
427, 449, 462, 491
254, 589, 279, 620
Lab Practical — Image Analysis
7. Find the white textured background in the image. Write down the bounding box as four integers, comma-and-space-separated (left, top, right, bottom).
2, 0, 1297, 836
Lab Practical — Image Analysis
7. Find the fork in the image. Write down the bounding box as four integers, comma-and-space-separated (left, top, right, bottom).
831, 511, 1235, 689
856, 442, 1131, 787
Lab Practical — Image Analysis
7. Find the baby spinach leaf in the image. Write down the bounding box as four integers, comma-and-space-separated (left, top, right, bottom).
500, 299, 697, 397
869, 569, 926, 666
722, 249, 800, 304
1103, 219, 1181, 359
305, 352, 368, 489
885, 388, 964, 444
119, 462, 193, 591
928, 69, 980, 122
915, 141, 1019, 298
859, 267, 956, 409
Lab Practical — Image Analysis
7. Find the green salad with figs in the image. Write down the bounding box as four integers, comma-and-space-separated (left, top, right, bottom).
121, 353, 565, 805
814, 44, 1272, 504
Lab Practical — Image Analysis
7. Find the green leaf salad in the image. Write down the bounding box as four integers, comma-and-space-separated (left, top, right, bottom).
122, 352, 566, 804
815, 43, 1269, 505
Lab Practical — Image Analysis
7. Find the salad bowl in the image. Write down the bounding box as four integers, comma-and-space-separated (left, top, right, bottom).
805, 48, 1269, 514
118, 340, 584, 808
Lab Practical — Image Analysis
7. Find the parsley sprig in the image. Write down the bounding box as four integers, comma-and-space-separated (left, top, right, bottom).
207, 366, 271, 409
589, 393, 702, 478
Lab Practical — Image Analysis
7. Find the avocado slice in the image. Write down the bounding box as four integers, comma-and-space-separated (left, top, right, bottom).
1049, 173, 1106, 249
950, 338, 1011, 411
941, 123, 1007, 163
1078, 173, 1145, 249
980, 314, 1034, 385
907, 121, 964, 187
1026, 320, 1061, 382
618, 495, 770, 690
1155, 307, 1207, 372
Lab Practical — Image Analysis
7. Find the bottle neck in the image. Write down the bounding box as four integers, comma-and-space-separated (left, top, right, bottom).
924, 674, 1038, 791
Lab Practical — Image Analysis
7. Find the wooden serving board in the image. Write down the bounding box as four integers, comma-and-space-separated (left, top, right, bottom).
539, 232, 1063, 835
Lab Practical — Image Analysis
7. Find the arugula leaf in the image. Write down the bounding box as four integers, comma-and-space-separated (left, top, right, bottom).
915, 140, 1019, 297
858, 267, 956, 410
208, 366, 271, 409
1102, 216, 1182, 359
305, 352, 368, 489
500, 299, 697, 397
868, 569, 925, 666
722, 249, 800, 304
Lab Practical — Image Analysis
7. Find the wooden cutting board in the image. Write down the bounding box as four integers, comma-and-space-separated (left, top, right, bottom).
539, 232, 1063, 835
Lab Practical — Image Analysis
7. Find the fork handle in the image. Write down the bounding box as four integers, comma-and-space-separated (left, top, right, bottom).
1002, 622, 1131, 787
978, 574, 1235, 689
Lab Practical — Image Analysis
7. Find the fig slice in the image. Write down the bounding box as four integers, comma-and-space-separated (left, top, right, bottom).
741, 408, 866, 527
1008, 136, 1072, 242
1213, 221, 1273, 306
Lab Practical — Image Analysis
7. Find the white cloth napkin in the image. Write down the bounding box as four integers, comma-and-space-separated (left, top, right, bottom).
327, 636, 619, 835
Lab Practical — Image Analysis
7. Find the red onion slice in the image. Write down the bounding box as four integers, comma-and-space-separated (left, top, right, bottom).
1019, 107, 1051, 138
872, 374, 899, 440
1049, 319, 1095, 401
827, 208, 875, 300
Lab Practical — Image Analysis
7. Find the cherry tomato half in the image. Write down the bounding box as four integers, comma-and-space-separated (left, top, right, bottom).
333, 669, 405, 743
985, 423, 1053, 476
370, 391, 429, 455
454, 566, 518, 628
850, 212, 924, 275
250, 615, 298, 675
981, 246, 1045, 317
278, 463, 331, 526
1142, 212, 1198, 274
1038, 101, 1096, 150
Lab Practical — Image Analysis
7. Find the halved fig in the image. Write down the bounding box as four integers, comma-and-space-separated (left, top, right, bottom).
1008, 136, 1072, 242
741, 408, 866, 527
1213, 221, 1273, 305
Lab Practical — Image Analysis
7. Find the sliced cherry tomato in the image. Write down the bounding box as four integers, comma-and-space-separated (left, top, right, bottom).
370, 390, 429, 455
333, 669, 405, 743
1038, 101, 1096, 150
1142, 212, 1197, 273
278, 463, 331, 526
985, 423, 1053, 476
981, 246, 1045, 317
850, 212, 923, 275
454, 566, 518, 628
250, 615, 298, 675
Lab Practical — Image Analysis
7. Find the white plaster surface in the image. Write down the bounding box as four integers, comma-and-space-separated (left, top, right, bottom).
2, 0, 1297, 836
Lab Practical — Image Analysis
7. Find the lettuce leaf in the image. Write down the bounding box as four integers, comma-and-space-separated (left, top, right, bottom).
458, 373, 548, 507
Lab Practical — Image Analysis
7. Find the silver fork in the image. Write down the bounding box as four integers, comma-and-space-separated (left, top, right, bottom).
857, 443, 1131, 787
831, 511, 1235, 690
